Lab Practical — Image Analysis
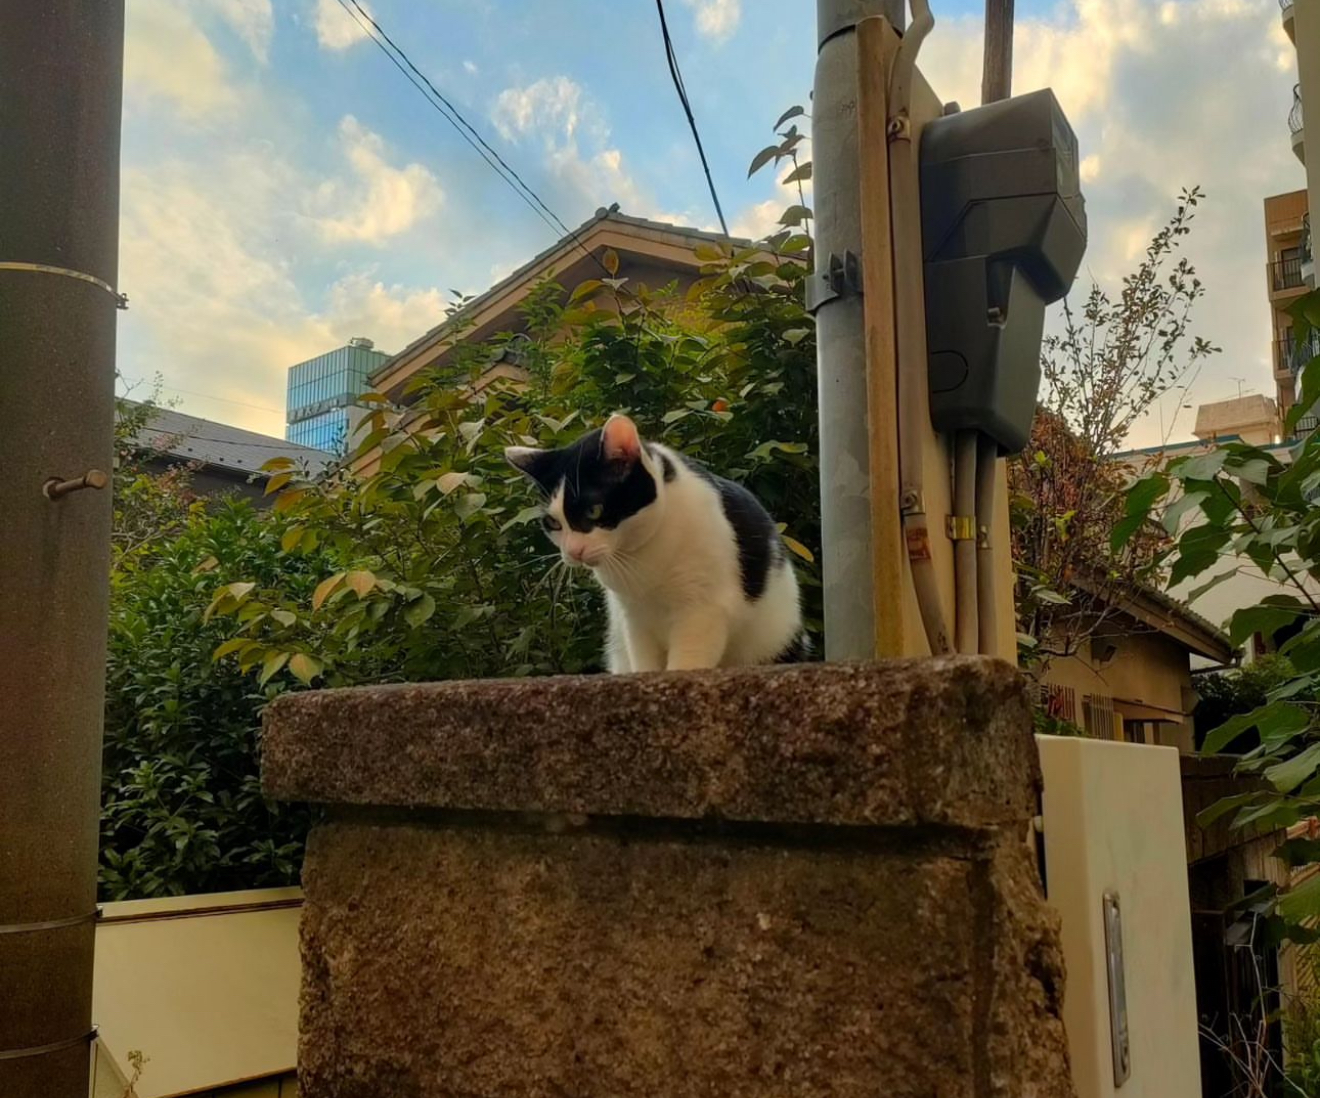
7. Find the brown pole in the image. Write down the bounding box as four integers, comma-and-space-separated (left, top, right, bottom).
981, 0, 1014, 104
0, 2, 124, 1095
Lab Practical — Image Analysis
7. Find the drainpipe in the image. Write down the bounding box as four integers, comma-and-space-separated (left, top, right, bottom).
887, 0, 952, 656
811, 0, 905, 660
0, 3, 124, 1095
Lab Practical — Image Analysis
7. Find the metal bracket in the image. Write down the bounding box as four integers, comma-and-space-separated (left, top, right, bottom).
946, 515, 976, 541
805, 250, 862, 313
0, 260, 128, 309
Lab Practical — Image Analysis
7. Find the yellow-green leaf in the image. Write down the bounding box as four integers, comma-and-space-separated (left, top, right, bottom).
345, 570, 375, 598
193, 555, 219, 574
270, 609, 297, 627
260, 456, 295, 473
569, 279, 604, 303
264, 471, 293, 496
602, 248, 619, 275
212, 637, 249, 661
783, 536, 815, 563
312, 573, 345, 611
280, 526, 305, 553
259, 651, 289, 686
272, 488, 308, 513
404, 593, 436, 627
437, 471, 468, 495
289, 653, 323, 685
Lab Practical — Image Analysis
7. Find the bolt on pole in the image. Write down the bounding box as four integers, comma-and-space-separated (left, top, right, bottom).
0, 2, 125, 1095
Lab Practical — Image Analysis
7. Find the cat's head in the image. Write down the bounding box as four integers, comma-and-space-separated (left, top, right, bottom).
505, 414, 668, 568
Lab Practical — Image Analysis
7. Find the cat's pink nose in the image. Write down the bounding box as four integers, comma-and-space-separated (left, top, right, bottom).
567, 544, 588, 562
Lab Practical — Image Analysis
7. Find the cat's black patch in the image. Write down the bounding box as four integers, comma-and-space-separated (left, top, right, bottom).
515, 429, 657, 531
775, 632, 815, 664
683, 458, 780, 601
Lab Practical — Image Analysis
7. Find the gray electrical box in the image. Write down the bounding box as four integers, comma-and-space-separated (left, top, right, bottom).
920, 88, 1087, 454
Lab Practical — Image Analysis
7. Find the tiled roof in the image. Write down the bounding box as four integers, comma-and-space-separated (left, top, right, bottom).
122, 401, 332, 477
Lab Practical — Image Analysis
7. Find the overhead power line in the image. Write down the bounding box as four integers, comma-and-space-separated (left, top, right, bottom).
332, 0, 616, 280
653, 0, 730, 238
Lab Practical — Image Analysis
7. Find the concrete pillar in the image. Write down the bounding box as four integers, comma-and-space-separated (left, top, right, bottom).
264, 660, 1076, 1097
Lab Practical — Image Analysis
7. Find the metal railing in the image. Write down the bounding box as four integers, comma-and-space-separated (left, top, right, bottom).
1295, 414, 1318, 440
1291, 84, 1305, 136
1273, 256, 1306, 291
1278, 331, 1320, 373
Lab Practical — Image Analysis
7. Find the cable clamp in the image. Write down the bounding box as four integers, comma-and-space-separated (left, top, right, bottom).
0, 260, 128, 308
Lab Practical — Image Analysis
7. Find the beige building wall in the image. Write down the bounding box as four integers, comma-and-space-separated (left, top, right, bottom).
1043, 629, 1196, 751
1265, 189, 1309, 418
92, 889, 300, 1098
1293, 1, 1320, 223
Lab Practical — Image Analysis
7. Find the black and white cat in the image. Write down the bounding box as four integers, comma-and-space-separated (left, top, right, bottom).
506, 414, 807, 672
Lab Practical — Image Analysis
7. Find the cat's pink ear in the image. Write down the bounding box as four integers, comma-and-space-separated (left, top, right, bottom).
601, 414, 642, 463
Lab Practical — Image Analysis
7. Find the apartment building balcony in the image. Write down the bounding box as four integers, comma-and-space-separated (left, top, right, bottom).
1291, 83, 1305, 164
1283, 0, 1296, 43
1304, 214, 1315, 288
1275, 331, 1320, 381
1272, 256, 1307, 302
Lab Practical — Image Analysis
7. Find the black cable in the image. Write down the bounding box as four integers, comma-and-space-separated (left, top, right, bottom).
344, 0, 578, 242
653, 0, 730, 238
333, 0, 618, 281
331, 0, 562, 243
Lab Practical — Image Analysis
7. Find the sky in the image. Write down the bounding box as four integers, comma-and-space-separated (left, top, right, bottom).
118, 0, 1303, 447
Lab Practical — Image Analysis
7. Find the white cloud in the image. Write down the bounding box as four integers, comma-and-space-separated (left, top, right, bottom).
492, 76, 586, 143
490, 77, 662, 222
322, 273, 449, 349
201, 0, 274, 62
125, 3, 236, 116
730, 162, 813, 241
464, 60, 478, 75
315, 0, 371, 50
309, 116, 443, 245
681, 0, 741, 43
119, 149, 452, 435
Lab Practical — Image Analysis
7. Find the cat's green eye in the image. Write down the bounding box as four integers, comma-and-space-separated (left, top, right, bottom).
542, 515, 562, 532
586, 503, 604, 522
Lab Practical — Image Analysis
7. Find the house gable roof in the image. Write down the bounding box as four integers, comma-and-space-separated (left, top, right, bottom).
369, 205, 745, 399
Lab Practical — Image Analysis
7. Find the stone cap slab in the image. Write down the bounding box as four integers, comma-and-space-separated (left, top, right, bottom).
262, 657, 1039, 829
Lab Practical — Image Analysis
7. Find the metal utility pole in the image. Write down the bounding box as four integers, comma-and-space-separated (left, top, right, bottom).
811, 0, 906, 661
0, 3, 125, 1095
981, 0, 1014, 104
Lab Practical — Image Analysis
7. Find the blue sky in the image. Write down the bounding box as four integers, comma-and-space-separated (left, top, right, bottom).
119, 0, 1302, 446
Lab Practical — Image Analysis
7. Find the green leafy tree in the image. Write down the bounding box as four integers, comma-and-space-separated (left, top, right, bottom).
1117, 284, 1320, 938
101, 110, 818, 899
101, 500, 326, 899
1012, 188, 1218, 673
207, 244, 820, 688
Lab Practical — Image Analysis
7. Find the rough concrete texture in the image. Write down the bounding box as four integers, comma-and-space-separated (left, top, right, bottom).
272, 658, 1075, 1097
298, 818, 1073, 1098
264, 657, 1039, 829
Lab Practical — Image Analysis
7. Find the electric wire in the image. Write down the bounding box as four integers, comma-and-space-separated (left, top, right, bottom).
653, 0, 730, 237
